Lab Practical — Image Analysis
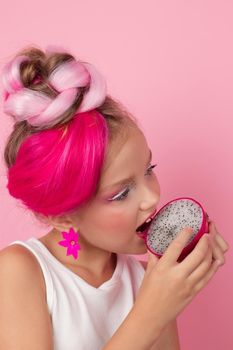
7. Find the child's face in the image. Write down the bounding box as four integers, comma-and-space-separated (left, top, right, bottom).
72, 127, 161, 255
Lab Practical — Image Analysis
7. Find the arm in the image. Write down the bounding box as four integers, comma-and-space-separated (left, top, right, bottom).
0, 245, 53, 350
103, 259, 181, 350
102, 303, 164, 350
139, 260, 181, 350
149, 319, 180, 350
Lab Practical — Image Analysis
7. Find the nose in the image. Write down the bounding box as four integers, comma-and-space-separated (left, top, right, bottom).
139, 184, 160, 213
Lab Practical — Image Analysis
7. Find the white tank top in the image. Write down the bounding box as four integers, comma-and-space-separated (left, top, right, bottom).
9, 237, 145, 350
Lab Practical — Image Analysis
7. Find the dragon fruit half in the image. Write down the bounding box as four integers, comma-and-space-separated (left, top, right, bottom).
145, 197, 210, 262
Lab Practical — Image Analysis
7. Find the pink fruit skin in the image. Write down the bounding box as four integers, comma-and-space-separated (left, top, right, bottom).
145, 197, 210, 263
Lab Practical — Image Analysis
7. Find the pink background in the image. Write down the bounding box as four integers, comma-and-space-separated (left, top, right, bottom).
0, 0, 232, 348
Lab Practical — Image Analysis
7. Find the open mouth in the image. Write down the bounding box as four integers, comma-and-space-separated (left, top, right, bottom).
136, 220, 152, 240
135, 210, 157, 239
136, 220, 152, 233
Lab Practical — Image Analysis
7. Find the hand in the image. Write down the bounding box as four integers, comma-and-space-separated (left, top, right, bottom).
134, 223, 229, 334
207, 220, 229, 266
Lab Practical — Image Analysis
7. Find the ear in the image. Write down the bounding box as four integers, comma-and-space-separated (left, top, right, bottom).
46, 214, 78, 232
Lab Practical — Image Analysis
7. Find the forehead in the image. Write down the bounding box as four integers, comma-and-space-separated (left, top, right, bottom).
99, 127, 148, 190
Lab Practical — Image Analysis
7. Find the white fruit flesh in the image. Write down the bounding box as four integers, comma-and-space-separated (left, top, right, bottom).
147, 199, 203, 254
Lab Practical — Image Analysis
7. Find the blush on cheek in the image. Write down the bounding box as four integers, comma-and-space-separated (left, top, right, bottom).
102, 213, 131, 231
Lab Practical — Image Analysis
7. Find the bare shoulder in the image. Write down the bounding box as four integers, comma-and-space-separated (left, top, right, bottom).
0, 244, 46, 296
0, 242, 36, 262
0, 244, 53, 349
139, 260, 148, 270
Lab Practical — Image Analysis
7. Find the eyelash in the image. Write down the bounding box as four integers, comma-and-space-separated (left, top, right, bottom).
111, 164, 158, 202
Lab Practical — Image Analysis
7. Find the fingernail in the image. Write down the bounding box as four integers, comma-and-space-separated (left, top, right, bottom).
186, 227, 193, 233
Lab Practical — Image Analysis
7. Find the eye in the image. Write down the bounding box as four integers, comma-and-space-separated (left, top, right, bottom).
146, 163, 157, 176
111, 164, 158, 202
111, 188, 131, 201
110, 164, 158, 202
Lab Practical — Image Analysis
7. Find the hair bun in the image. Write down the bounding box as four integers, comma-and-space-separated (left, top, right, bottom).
2, 55, 29, 94
2, 51, 107, 127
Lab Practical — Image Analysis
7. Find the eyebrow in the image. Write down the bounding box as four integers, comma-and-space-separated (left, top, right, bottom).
102, 149, 152, 191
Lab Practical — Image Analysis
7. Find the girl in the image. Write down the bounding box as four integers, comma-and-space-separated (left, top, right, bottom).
0, 46, 229, 350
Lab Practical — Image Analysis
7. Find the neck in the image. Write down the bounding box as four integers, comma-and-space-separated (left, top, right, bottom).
44, 228, 117, 278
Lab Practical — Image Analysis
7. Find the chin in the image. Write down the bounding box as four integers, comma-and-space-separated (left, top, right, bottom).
136, 246, 148, 254
115, 245, 147, 255
126, 244, 148, 255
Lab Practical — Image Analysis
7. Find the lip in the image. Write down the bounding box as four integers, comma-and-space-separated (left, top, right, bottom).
137, 232, 147, 240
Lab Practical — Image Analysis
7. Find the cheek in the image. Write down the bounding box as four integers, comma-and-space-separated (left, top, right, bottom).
100, 212, 133, 231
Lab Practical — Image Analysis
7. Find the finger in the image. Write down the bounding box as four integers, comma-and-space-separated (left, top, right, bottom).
215, 233, 229, 253
193, 259, 221, 293
206, 213, 211, 228
208, 221, 229, 253
145, 250, 160, 275
208, 220, 217, 236
209, 234, 225, 265
188, 244, 213, 285
147, 250, 160, 265
177, 233, 210, 276
161, 227, 194, 266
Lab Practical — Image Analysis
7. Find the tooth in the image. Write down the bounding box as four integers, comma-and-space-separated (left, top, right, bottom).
146, 218, 152, 223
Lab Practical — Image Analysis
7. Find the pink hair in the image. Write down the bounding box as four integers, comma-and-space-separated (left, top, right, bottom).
2, 56, 106, 127
7, 109, 109, 216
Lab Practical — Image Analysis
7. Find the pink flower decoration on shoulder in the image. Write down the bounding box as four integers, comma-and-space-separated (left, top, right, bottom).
58, 227, 81, 260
